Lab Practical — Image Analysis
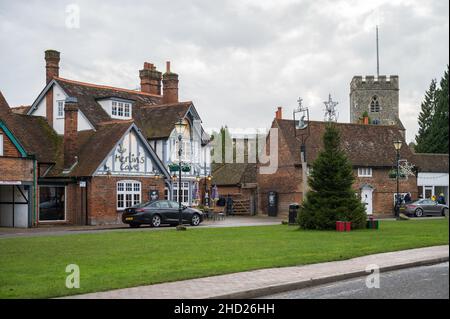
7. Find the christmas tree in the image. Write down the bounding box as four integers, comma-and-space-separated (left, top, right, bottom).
298, 123, 366, 230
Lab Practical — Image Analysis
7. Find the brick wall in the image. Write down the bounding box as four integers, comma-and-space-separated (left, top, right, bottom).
1, 128, 21, 157
0, 157, 33, 181
87, 175, 166, 225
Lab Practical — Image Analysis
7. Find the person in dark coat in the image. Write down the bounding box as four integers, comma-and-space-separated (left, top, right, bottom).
437, 193, 446, 205
404, 192, 412, 203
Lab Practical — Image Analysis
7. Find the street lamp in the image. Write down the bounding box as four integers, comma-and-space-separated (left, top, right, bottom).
175, 118, 187, 229
204, 174, 212, 206
393, 139, 402, 216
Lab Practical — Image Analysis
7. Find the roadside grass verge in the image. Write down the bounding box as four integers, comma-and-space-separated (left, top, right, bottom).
0, 218, 448, 298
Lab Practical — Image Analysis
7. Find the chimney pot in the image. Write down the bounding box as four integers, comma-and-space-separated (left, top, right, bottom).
162, 62, 179, 104
139, 62, 162, 95
275, 106, 283, 120
45, 49, 60, 84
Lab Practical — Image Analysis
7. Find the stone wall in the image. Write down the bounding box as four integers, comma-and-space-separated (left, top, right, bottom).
350, 75, 399, 125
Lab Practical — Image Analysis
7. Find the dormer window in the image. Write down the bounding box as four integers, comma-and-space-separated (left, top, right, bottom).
370, 96, 380, 113
110, 100, 132, 119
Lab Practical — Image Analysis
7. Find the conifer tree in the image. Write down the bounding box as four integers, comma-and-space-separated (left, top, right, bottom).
298, 124, 366, 230
415, 79, 437, 153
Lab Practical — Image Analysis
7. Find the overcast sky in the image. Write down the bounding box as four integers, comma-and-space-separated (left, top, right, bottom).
0, 0, 448, 142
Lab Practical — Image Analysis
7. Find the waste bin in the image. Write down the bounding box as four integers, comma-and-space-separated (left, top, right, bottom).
288, 203, 300, 224
268, 191, 278, 217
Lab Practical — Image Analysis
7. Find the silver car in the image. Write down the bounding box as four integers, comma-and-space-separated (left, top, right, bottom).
403, 199, 448, 217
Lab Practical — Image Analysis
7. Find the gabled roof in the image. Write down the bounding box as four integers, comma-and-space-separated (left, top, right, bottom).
0, 92, 61, 162
133, 101, 193, 139
28, 77, 163, 129
413, 153, 449, 173
274, 119, 415, 167
212, 163, 257, 186
11, 105, 31, 114
43, 121, 170, 179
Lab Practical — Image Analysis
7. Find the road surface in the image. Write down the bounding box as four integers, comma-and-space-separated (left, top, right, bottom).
260, 262, 449, 299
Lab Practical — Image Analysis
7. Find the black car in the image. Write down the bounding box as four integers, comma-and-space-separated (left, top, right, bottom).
121, 200, 204, 228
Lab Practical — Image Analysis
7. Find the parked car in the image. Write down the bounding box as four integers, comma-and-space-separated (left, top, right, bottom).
402, 199, 448, 217
121, 200, 204, 228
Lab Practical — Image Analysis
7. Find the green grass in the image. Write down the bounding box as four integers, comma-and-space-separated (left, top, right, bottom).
0, 219, 448, 298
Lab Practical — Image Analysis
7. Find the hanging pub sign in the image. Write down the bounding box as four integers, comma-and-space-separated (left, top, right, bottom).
149, 190, 159, 201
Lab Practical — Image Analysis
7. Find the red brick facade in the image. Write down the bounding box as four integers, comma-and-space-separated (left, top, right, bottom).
87, 176, 166, 225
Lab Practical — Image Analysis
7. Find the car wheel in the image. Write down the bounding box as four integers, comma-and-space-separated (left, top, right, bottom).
150, 214, 162, 227
414, 208, 424, 217
191, 213, 201, 226
129, 223, 140, 228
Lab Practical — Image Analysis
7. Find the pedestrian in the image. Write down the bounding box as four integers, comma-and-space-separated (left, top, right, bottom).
404, 192, 412, 203
431, 194, 437, 202
437, 193, 446, 205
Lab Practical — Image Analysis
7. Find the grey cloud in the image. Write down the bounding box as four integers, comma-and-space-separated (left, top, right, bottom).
0, 0, 448, 143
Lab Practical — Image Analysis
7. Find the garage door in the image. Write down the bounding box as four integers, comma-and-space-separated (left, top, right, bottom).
0, 185, 30, 228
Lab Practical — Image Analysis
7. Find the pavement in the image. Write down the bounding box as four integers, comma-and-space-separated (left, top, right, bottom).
0, 215, 284, 239
63, 245, 449, 299
260, 262, 449, 299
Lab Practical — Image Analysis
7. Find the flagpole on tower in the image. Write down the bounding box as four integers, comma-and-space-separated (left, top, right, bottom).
376, 25, 380, 77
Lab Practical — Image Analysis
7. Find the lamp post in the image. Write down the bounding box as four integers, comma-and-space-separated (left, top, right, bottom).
175, 118, 187, 229
393, 139, 402, 216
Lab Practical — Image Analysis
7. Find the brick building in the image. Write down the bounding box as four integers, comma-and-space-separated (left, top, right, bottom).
257, 115, 417, 218
1, 49, 210, 227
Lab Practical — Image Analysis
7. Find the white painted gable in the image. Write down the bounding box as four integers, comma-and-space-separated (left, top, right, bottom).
96, 127, 162, 176
28, 81, 95, 134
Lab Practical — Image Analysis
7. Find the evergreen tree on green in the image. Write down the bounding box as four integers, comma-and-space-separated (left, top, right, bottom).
427, 66, 449, 153
415, 79, 437, 153
298, 123, 367, 230
415, 65, 449, 154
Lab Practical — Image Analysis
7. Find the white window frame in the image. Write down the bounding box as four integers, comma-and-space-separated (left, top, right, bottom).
173, 182, 190, 205
358, 167, 373, 177
112, 101, 118, 116
0, 133, 3, 156
111, 100, 132, 119
56, 100, 64, 118
117, 180, 141, 210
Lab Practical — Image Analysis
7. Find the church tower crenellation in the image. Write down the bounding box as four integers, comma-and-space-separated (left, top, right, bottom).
349, 75, 399, 125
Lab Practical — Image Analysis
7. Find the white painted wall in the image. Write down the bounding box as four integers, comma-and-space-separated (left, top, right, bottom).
0, 185, 29, 228
96, 128, 157, 176
32, 97, 46, 117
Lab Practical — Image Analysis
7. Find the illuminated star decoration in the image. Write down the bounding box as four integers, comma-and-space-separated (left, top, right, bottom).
398, 159, 416, 180
324, 94, 339, 122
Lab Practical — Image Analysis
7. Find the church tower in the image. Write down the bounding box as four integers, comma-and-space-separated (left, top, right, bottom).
349, 75, 399, 125
350, 26, 400, 126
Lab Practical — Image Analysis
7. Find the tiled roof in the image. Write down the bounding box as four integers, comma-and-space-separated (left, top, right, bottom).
413, 153, 449, 173
64, 121, 134, 177
274, 119, 415, 167
54, 77, 163, 128
212, 163, 257, 186
11, 105, 31, 114
0, 93, 62, 163
133, 102, 192, 139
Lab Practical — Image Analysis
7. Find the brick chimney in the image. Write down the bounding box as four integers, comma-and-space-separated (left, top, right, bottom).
162, 61, 179, 104
64, 97, 78, 168
44, 50, 60, 127
45, 50, 60, 84
139, 62, 162, 95
275, 106, 282, 120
